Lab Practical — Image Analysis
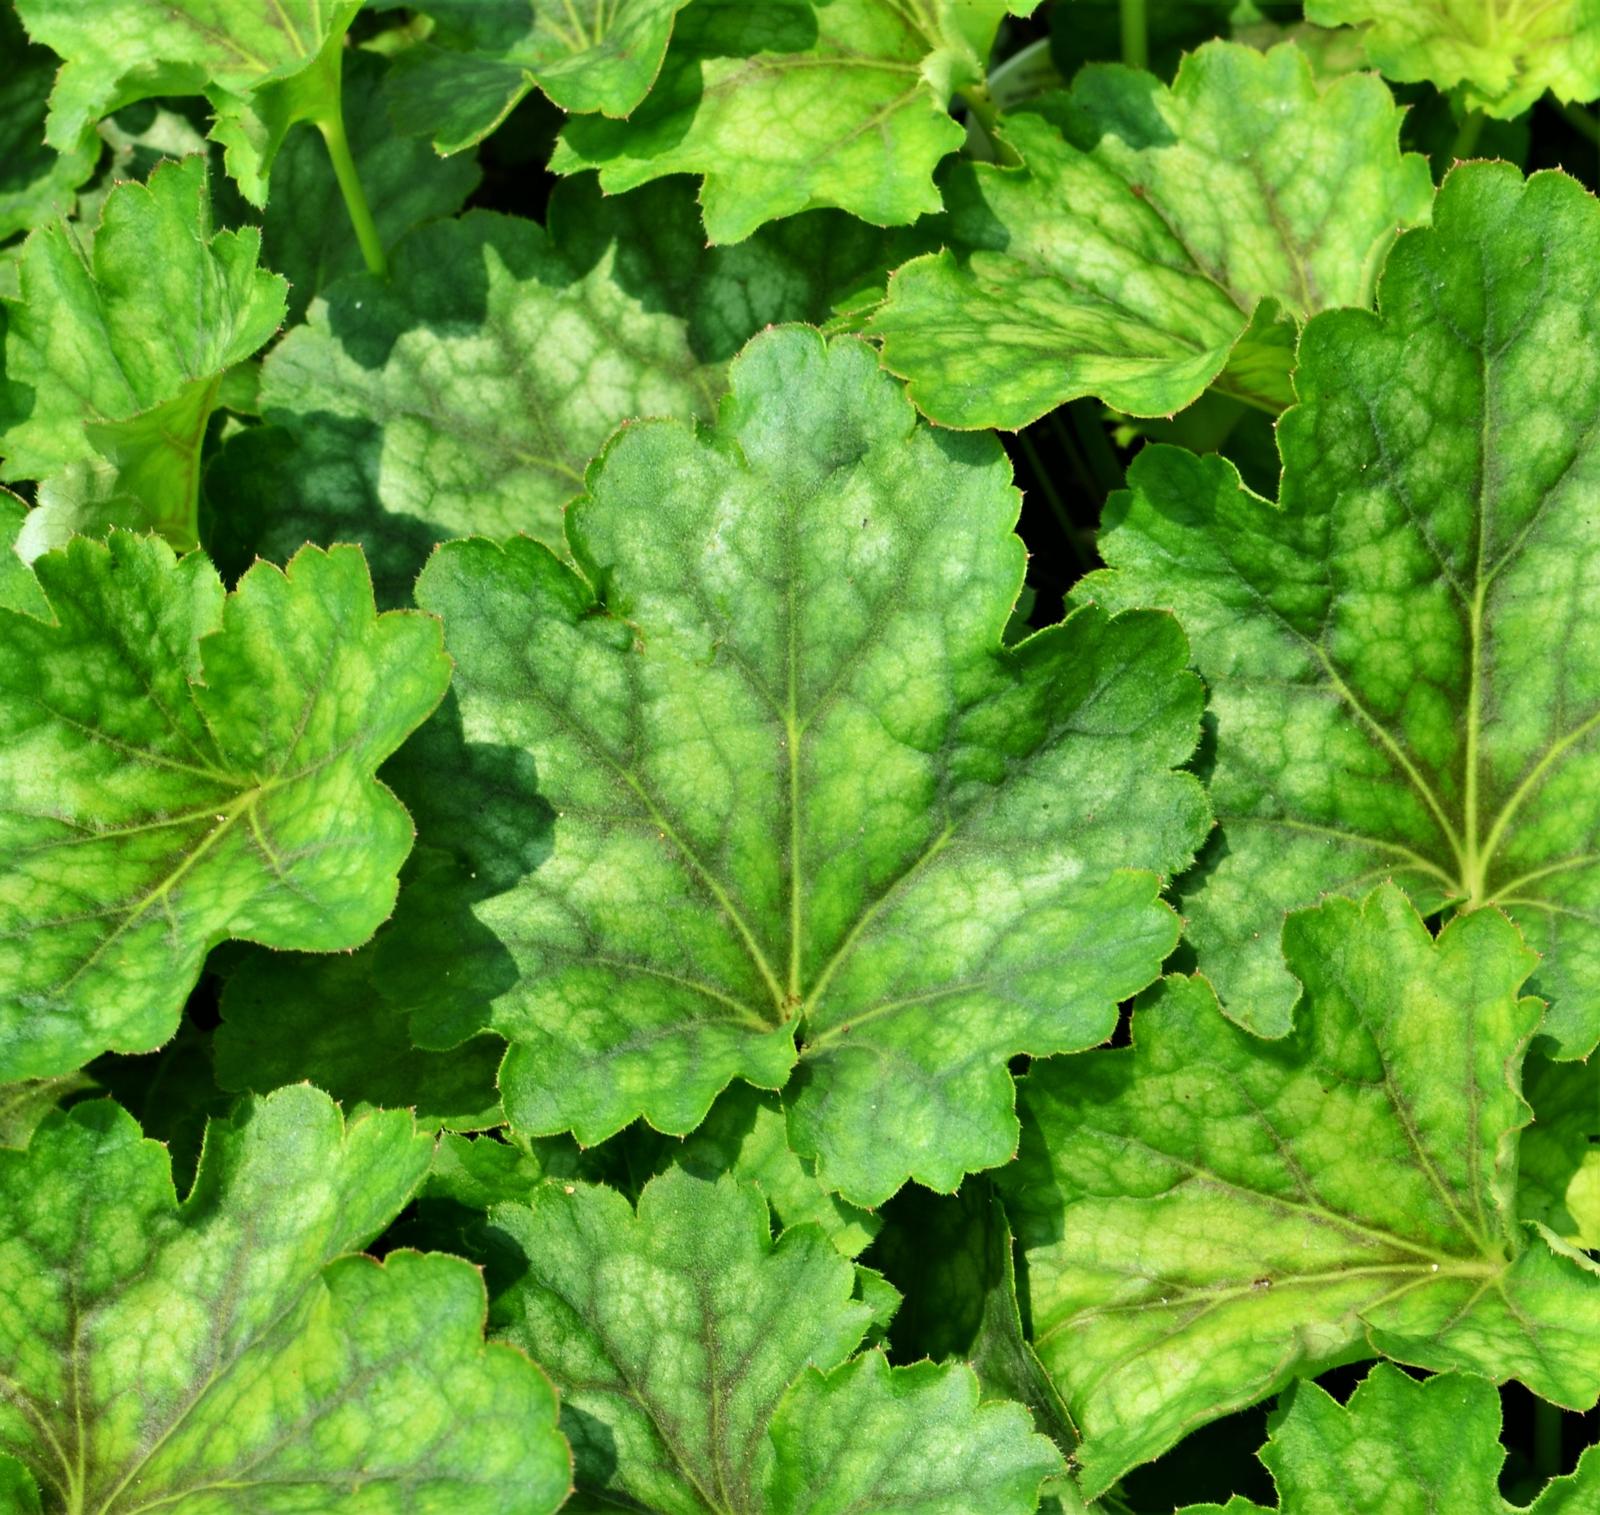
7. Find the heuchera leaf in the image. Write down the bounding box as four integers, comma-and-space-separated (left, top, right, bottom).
1181, 1364, 1600, 1514
208, 177, 912, 606
1083, 161, 1600, 1051
490, 1167, 1061, 1512
407, 326, 1210, 1206
871, 41, 1432, 426
0, 494, 47, 622
551, 0, 1038, 243
13, 0, 363, 205
384, 0, 693, 151
1005, 885, 1600, 1496
0, 536, 450, 1083
1305, 0, 1600, 118
0, 1084, 571, 1514
0, 3, 100, 240
0, 157, 286, 555
1519, 1053, 1600, 1250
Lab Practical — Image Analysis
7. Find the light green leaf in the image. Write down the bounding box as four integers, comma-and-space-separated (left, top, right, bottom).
214, 933, 505, 1132
1306, 0, 1600, 118
0, 494, 47, 622
0, 535, 450, 1082
0, 3, 100, 239
386, 0, 692, 151
408, 326, 1209, 1206
491, 1167, 1060, 1512
871, 41, 1432, 427
0, 1084, 571, 1515
643, 1083, 881, 1257
1520, 1052, 1600, 1249
552, 0, 1035, 243
208, 176, 910, 606
1006, 885, 1600, 1497
1082, 162, 1600, 1051
14, 0, 363, 205
262, 49, 481, 324
1182, 1364, 1600, 1514
0, 157, 286, 555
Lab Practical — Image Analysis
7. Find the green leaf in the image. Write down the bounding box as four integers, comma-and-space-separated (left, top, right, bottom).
1182, 1364, 1600, 1514
1082, 162, 1600, 1051
642, 1083, 881, 1257
0, 157, 286, 554
0, 494, 47, 622
262, 49, 481, 323
0, 3, 100, 240
386, 0, 692, 152
0, 1072, 94, 1149
1005, 885, 1600, 1497
551, 0, 1035, 243
14, 0, 363, 204
0, 535, 450, 1082
874, 1181, 1077, 1455
208, 177, 910, 606
0, 1084, 571, 1514
1519, 1052, 1600, 1249
1305, 0, 1600, 118
491, 1167, 1060, 1512
871, 41, 1432, 426
409, 326, 1209, 1206
214, 936, 505, 1132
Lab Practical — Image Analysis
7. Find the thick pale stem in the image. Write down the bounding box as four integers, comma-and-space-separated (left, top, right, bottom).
957, 83, 1021, 166
1451, 110, 1485, 161
1120, 0, 1147, 70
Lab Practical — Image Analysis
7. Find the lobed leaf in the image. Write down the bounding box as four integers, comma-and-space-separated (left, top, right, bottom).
552, 0, 1039, 243
209, 176, 915, 605
0, 535, 449, 1082
0, 1084, 570, 1514
491, 1166, 1061, 1512
1182, 1364, 1600, 1514
405, 325, 1209, 1206
871, 41, 1432, 427
1006, 885, 1600, 1495
14, 0, 362, 204
385, 0, 693, 151
1306, 0, 1600, 118
1085, 161, 1600, 1051
0, 158, 286, 554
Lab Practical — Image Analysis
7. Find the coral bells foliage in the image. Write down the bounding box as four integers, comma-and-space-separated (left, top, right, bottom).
4, 3, 1600, 1513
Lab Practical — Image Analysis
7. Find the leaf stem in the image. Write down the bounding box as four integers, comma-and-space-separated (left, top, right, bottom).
317, 104, 387, 278
1120, 0, 1148, 70
1554, 96, 1600, 144
1535, 1397, 1564, 1480
956, 83, 1020, 165
1451, 109, 1485, 161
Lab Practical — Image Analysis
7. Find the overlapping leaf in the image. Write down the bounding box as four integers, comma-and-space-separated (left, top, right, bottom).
0, 158, 285, 555
1006, 886, 1600, 1496
1306, 0, 1600, 118
14, 0, 362, 204
1182, 1364, 1600, 1514
0, 1085, 570, 1514
1084, 162, 1600, 1051
403, 325, 1208, 1205
1520, 1053, 1600, 1249
491, 1167, 1060, 1512
0, 535, 449, 1082
385, 0, 692, 151
0, 4, 99, 240
552, 0, 1039, 242
209, 176, 914, 605
871, 40, 1431, 426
